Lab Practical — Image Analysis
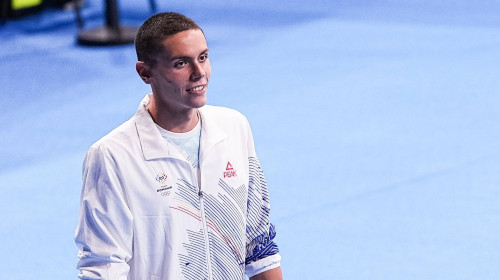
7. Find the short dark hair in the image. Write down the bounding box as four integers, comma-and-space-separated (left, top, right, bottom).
135, 12, 202, 67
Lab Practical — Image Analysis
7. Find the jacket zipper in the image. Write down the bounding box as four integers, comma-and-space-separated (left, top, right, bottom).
192, 163, 212, 280
198, 190, 213, 280
194, 114, 213, 279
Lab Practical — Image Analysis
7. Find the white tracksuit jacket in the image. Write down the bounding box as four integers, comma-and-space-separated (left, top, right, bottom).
75, 95, 281, 280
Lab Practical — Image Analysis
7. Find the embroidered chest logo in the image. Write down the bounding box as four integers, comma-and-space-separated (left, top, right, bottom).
155, 172, 168, 184
155, 172, 172, 197
223, 161, 238, 178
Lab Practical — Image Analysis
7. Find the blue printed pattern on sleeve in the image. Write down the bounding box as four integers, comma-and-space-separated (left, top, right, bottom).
245, 224, 279, 264
245, 156, 280, 265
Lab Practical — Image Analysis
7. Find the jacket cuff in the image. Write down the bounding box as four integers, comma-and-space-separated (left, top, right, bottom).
245, 253, 281, 278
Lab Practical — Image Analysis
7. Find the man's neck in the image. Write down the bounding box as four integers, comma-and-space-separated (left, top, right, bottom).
147, 98, 199, 133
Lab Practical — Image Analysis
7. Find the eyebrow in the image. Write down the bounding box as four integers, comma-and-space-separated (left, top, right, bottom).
170, 48, 209, 61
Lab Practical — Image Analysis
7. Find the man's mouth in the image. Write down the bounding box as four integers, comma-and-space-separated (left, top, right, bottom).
187, 85, 205, 92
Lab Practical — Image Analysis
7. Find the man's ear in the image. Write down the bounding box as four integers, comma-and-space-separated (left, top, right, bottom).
136, 61, 152, 84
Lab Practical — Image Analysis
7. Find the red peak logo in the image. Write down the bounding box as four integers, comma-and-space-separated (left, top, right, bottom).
224, 162, 237, 178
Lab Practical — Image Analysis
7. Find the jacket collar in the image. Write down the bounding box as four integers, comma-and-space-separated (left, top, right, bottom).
134, 94, 227, 161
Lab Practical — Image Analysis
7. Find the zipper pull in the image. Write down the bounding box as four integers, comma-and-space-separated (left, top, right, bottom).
198, 190, 203, 197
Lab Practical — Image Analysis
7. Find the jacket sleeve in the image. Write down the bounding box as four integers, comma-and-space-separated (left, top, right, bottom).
74, 145, 133, 280
243, 119, 281, 277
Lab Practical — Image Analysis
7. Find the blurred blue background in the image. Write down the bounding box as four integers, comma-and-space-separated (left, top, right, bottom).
1, 0, 500, 279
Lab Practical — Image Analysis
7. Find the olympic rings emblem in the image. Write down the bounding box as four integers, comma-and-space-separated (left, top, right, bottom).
161, 191, 170, 197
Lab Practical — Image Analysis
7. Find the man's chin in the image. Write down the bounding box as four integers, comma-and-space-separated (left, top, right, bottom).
192, 96, 207, 108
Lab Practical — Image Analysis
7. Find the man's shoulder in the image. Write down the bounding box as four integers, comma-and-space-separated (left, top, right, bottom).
88, 117, 137, 153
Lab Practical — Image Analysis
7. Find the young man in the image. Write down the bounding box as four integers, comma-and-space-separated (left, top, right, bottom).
75, 12, 282, 280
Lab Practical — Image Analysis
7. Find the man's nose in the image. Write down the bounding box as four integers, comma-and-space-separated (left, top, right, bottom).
190, 62, 206, 81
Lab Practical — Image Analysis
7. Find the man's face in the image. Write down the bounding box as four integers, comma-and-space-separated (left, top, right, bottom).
145, 29, 211, 113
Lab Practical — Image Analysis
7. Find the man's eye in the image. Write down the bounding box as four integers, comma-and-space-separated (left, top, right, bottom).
174, 61, 187, 68
200, 54, 208, 61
